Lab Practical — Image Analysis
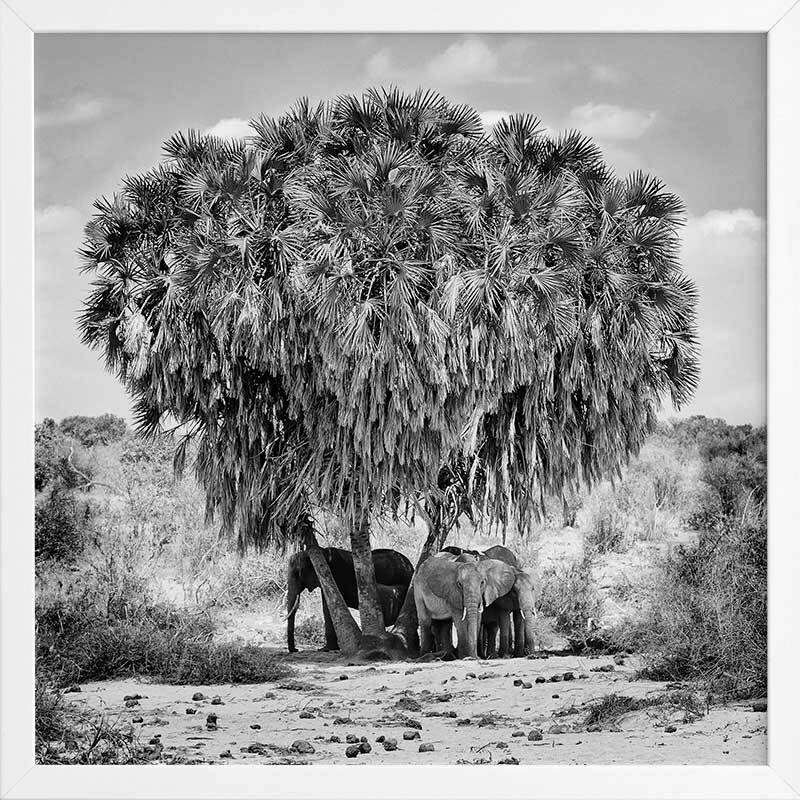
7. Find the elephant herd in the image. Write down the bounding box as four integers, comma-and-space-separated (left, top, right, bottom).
285, 543, 538, 659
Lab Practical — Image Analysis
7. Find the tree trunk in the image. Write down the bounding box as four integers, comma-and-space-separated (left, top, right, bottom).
299, 520, 361, 654
349, 511, 385, 638
390, 512, 450, 650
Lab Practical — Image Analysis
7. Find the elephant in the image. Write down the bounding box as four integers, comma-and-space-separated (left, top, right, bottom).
480, 545, 539, 658
286, 547, 413, 653
413, 552, 516, 659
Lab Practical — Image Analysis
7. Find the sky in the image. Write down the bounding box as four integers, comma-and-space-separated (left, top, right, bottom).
35, 34, 766, 426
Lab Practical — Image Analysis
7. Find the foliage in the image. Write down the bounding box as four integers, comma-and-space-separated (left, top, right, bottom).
537, 553, 603, 644
36, 678, 147, 765
77, 89, 699, 555
36, 600, 293, 686
35, 486, 90, 562
59, 414, 127, 447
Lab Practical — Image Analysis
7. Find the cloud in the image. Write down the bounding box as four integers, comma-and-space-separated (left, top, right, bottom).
36, 93, 107, 128
591, 65, 625, 84
425, 37, 499, 84
36, 205, 82, 236
675, 208, 766, 424
569, 103, 656, 140
204, 117, 252, 140
479, 110, 510, 130
366, 48, 393, 79
690, 208, 764, 238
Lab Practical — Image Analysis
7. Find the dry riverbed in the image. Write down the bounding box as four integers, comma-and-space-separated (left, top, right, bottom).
70, 652, 766, 765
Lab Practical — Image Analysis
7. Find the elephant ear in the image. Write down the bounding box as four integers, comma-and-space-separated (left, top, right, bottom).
479, 560, 516, 607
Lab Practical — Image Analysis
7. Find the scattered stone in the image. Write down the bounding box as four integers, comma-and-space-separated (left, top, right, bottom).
211, 696, 224, 706
345, 745, 360, 758
512, 730, 525, 737
219, 749, 233, 759
186, 708, 197, 715
535, 676, 546, 684
359, 741, 372, 754
241, 743, 269, 755
250, 723, 261, 730
521, 682, 532, 689
291, 740, 315, 754
360, 736, 367, 742
513, 679, 523, 687
403, 730, 421, 740
299, 711, 314, 719
206, 713, 218, 730
132, 716, 144, 724
549, 674, 562, 683
125, 699, 140, 708
382, 737, 398, 752
333, 717, 350, 725
498, 757, 519, 764
338, 674, 349, 681
405, 667, 422, 675
752, 701, 767, 713
394, 697, 422, 712
466, 672, 477, 679
477, 672, 499, 680
552, 694, 560, 699
528, 729, 543, 741
328, 735, 340, 743
579, 673, 589, 680
345, 734, 359, 744
456, 718, 472, 726
64, 685, 81, 694
124, 693, 143, 701
192, 692, 206, 701
477, 716, 495, 727
587, 724, 601, 733
436, 693, 452, 702
548, 724, 569, 735
148, 737, 161, 745
562, 672, 575, 681
263, 692, 276, 699
403, 718, 423, 730
590, 664, 615, 673
664, 725, 677, 734
375, 735, 385, 742
609, 725, 623, 733
419, 742, 435, 752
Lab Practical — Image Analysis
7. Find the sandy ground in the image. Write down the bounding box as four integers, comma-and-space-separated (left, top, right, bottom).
72, 652, 766, 765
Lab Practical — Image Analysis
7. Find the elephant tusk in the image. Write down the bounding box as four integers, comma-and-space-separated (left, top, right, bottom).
461, 607, 467, 621
284, 595, 300, 620
520, 609, 526, 621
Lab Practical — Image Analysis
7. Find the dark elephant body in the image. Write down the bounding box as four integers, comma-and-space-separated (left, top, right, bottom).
286, 547, 413, 652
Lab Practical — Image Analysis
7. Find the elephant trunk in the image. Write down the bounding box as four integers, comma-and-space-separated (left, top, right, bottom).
460, 603, 481, 659
286, 569, 301, 653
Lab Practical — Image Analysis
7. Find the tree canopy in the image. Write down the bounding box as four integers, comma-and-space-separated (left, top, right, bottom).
78, 88, 698, 602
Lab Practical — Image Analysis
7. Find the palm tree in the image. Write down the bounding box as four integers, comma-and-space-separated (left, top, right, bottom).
78, 90, 698, 655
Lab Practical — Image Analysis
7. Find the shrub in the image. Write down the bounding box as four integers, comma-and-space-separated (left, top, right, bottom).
537, 554, 603, 645
35, 487, 90, 563
293, 616, 326, 648
36, 677, 147, 765
36, 601, 294, 686
619, 512, 766, 697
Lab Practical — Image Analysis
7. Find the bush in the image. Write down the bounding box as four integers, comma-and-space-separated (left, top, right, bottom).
36, 601, 294, 686
619, 512, 766, 697
537, 554, 603, 645
35, 487, 90, 562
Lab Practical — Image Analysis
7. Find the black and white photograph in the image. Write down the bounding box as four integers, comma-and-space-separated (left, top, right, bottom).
31, 31, 768, 769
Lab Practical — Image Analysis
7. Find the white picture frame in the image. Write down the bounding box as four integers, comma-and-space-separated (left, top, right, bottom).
1, 1, 797, 798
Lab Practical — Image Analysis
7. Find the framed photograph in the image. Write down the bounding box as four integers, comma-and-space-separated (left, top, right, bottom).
1, 1, 798, 798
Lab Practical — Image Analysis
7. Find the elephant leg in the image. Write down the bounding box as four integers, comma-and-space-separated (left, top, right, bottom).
484, 621, 499, 658
513, 609, 526, 657
498, 612, 512, 658
419, 618, 434, 656
321, 594, 339, 651
477, 624, 486, 659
